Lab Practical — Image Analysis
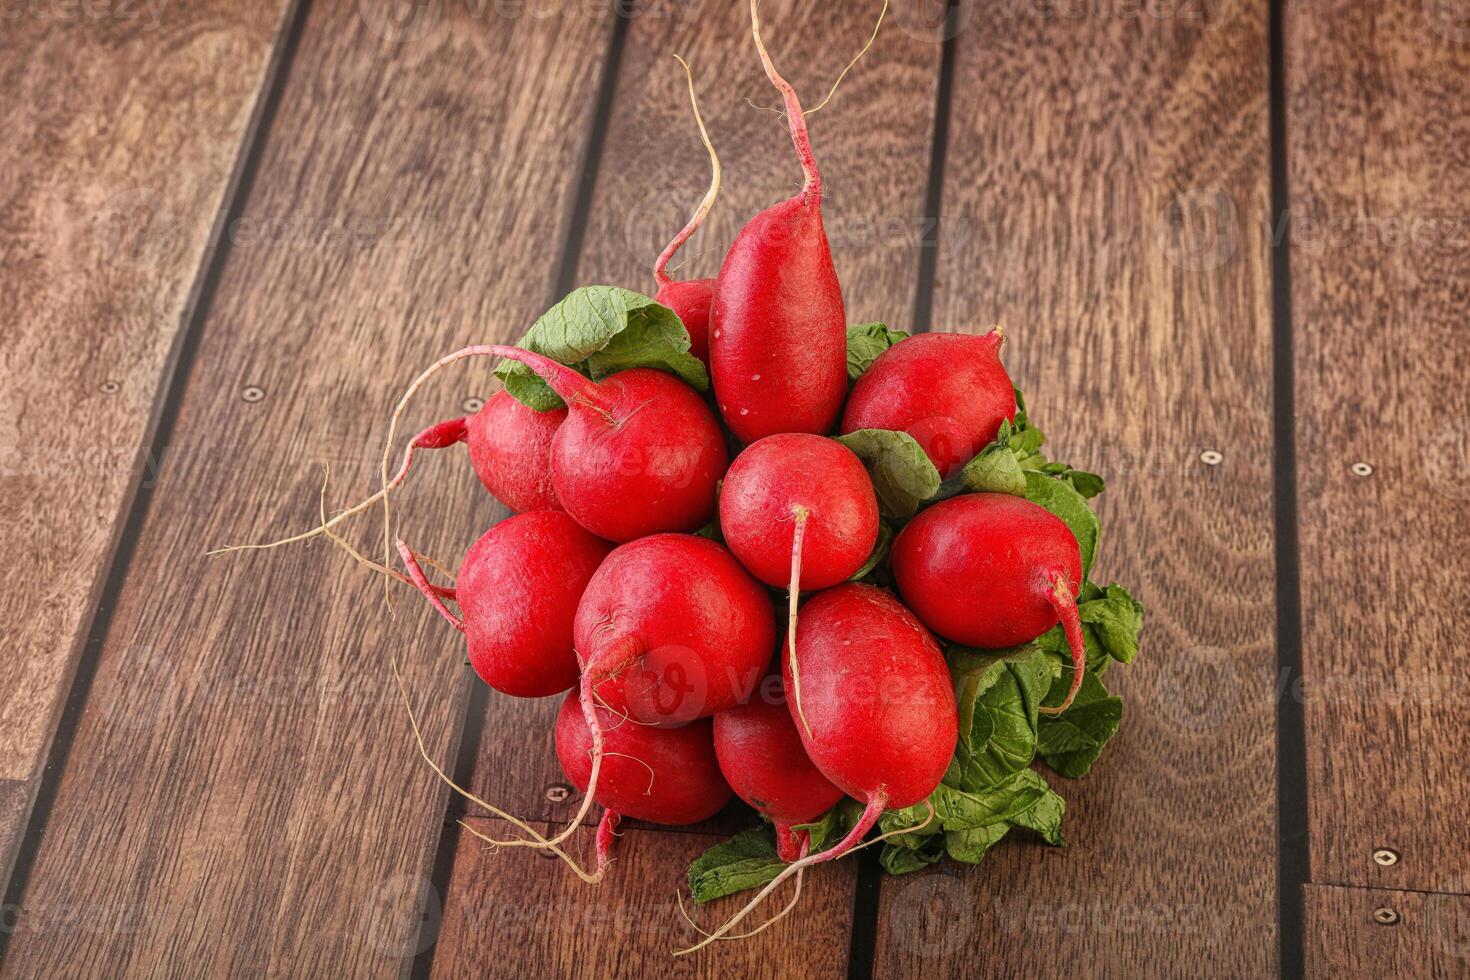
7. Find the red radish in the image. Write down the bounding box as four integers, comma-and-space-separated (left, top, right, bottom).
681, 582, 952, 953
396, 511, 610, 698
550, 534, 775, 850
465, 390, 564, 512
654, 55, 721, 368
841, 330, 1016, 476
709, 0, 847, 443
891, 492, 1087, 712
718, 433, 879, 730
713, 688, 845, 862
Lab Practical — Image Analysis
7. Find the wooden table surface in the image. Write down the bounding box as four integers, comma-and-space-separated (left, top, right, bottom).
2, 1, 1467, 977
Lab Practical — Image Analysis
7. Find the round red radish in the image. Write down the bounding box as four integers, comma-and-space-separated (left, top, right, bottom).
655, 278, 714, 367
841, 330, 1016, 476
714, 690, 845, 862
577, 534, 776, 727
396, 511, 610, 698
709, 5, 845, 443
891, 492, 1087, 712
719, 434, 878, 590
785, 583, 958, 811
555, 692, 731, 826
465, 390, 564, 512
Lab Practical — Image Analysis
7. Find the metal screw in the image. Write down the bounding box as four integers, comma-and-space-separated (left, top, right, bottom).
242, 385, 265, 403
1372, 907, 1400, 926
100, 380, 121, 394
1373, 848, 1400, 867
1200, 450, 1223, 466
545, 784, 570, 803
1351, 461, 1373, 477
462, 396, 485, 413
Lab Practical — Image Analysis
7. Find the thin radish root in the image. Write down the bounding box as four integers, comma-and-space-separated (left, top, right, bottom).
397, 539, 464, 630
389, 653, 606, 883
749, 0, 819, 200
677, 837, 809, 942
315, 468, 456, 597
674, 791, 888, 956
806, 0, 888, 116
654, 55, 721, 288
595, 809, 621, 878
785, 506, 813, 738
1039, 576, 1086, 714
208, 417, 467, 558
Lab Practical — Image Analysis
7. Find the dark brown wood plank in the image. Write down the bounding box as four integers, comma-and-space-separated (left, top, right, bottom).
0, 3, 616, 977
0, 1, 297, 888
467, 0, 946, 826
432, 819, 856, 977
876, 1, 1278, 976
1288, 0, 1470, 892
1305, 884, 1470, 979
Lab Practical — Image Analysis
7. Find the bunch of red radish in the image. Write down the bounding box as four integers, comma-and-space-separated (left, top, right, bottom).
227, 1, 1139, 953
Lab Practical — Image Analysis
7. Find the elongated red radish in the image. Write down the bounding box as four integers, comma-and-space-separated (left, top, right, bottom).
654, 55, 721, 368
713, 689, 844, 862
841, 330, 1016, 477
549, 534, 775, 851
891, 492, 1087, 712
382, 345, 726, 548
680, 583, 951, 953
709, 0, 847, 442
396, 510, 610, 698
718, 433, 878, 731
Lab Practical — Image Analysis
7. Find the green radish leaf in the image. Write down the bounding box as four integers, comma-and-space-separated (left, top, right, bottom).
795, 797, 867, 852
879, 834, 946, 875
1080, 583, 1144, 665
496, 286, 708, 410
835, 429, 942, 519
1022, 469, 1099, 579
946, 646, 1052, 790
960, 441, 1029, 495
944, 782, 1065, 863
848, 522, 893, 581
1038, 669, 1123, 778
846, 322, 909, 381
687, 827, 784, 903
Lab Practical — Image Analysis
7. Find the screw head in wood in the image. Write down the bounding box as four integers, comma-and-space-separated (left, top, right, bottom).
462, 396, 484, 414
101, 380, 121, 394
1373, 907, 1400, 926
1200, 450, 1223, 466
1373, 848, 1400, 867
545, 784, 570, 803
1351, 462, 1374, 477
242, 385, 265, 403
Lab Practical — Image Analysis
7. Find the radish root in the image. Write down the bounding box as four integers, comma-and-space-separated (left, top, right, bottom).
749, 0, 820, 200
677, 836, 809, 942
654, 55, 722, 288
1039, 576, 1086, 714
785, 506, 813, 738
806, 0, 888, 116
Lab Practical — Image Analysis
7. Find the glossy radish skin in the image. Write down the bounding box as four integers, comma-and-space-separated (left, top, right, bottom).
714, 691, 845, 862
709, 7, 845, 443
841, 331, 1016, 476
578, 534, 777, 727
555, 692, 731, 825
656, 278, 714, 367
719, 434, 879, 590
784, 584, 957, 811
891, 493, 1087, 711
465, 390, 565, 512
398, 511, 610, 698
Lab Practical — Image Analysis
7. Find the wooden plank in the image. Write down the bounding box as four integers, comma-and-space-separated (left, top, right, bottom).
875, 1, 1278, 976
432, 819, 856, 977
467, 0, 946, 827
0, 3, 617, 977
0, 1, 298, 887
1288, 0, 1470, 892
1305, 884, 1470, 979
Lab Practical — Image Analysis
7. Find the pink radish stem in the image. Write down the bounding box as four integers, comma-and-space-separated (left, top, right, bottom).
749, 0, 820, 202
786, 506, 813, 738
654, 55, 721, 290
397, 539, 464, 631
1039, 577, 1086, 715
595, 809, 621, 878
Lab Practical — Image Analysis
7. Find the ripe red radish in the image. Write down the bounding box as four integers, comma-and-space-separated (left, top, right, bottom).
718, 433, 878, 730
709, 0, 847, 443
654, 55, 721, 367
385, 345, 727, 544
681, 582, 951, 952
465, 390, 564, 512
713, 689, 844, 862
396, 511, 610, 698
841, 330, 1016, 476
891, 492, 1087, 712
551, 534, 775, 850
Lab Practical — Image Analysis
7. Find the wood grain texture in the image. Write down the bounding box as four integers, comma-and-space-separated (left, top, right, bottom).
1305, 884, 1470, 979
466, 0, 946, 827
1288, 0, 1470, 892
431, 818, 855, 978
876, 1, 1278, 976
0, 0, 297, 886
0, 2, 616, 977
